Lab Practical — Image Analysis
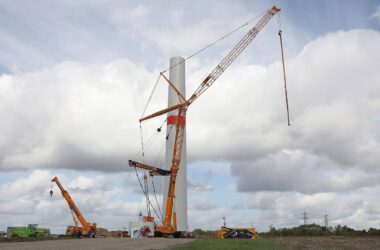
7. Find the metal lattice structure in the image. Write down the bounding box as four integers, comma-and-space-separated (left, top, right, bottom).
130, 6, 281, 236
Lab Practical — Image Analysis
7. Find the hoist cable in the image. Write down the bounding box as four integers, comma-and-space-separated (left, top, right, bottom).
166, 124, 173, 140
144, 174, 151, 217
134, 167, 164, 223
277, 13, 290, 126
133, 7, 275, 227
139, 8, 269, 120
142, 118, 167, 153
141, 74, 162, 118
153, 139, 166, 167
132, 118, 167, 160
139, 124, 145, 163
161, 9, 267, 74
134, 119, 167, 223
151, 177, 163, 220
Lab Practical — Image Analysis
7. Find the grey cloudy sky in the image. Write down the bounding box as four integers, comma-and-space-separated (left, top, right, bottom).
0, 0, 379, 233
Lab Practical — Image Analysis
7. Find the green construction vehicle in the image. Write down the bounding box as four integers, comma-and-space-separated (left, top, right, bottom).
6, 224, 50, 238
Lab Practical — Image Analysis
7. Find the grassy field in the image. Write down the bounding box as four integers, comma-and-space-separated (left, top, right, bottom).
171, 237, 380, 250
171, 239, 284, 250
270, 236, 380, 250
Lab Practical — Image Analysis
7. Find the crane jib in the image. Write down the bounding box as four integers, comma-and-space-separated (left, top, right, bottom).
130, 5, 283, 236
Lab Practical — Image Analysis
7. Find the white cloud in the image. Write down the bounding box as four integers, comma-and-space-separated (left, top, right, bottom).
111, 4, 151, 30
190, 195, 217, 211
1, 0, 379, 234
67, 175, 108, 191
185, 29, 380, 196
1, 30, 379, 196
0, 59, 158, 171
188, 206, 227, 229
0, 170, 148, 233
247, 190, 380, 231
147, 19, 226, 54
119, 1, 263, 59
0, 24, 379, 232
188, 178, 214, 192
231, 149, 380, 194
372, 6, 380, 21
189, 28, 380, 163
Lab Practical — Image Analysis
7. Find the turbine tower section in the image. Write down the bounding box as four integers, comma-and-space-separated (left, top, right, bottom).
162, 57, 188, 232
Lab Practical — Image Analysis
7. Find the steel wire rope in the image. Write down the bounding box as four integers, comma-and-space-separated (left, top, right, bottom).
153, 138, 166, 165
166, 124, 173, 140
135, 123, 163, 222
148, 122, 175, 221
277, 12, 290, 126
132, 131, 156, 160
161, 9, 267, 74
139, 118, 167, 154
148, 125, 168, 221
139, 124, 145, 163
132, 118, 167, 160
135, 8, 267, 162
134, 166, 164, 223
144, 122, 172, 220
150, 176, 163, 221
133, 7, 269, 227
141, 74, 162, 118
143, 174, 150, 217
136, 123, 154, 220
133, 119, 167, 223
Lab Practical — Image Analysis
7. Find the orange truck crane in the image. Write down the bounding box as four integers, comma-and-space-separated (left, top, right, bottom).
50, 176, 97, 238
129, 6, 286, 237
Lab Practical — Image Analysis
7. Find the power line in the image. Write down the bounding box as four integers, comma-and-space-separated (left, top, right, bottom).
324, 210, 329, 228
303, 209, 308, 226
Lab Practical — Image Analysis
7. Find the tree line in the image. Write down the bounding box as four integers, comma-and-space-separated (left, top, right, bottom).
261, 224, 380, 237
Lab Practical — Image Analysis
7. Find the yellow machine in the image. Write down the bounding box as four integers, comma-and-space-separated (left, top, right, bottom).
216, 227, 257, 239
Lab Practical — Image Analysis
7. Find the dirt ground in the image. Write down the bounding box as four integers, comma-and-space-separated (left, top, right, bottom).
0, 238, 195, 250
269, 236, 380, 250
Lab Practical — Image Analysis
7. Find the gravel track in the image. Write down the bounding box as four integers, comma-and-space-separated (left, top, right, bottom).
0, 238, 194, 250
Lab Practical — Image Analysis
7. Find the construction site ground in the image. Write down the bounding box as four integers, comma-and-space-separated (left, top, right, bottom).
172, 237, 380, 250
0, 238, 195, 250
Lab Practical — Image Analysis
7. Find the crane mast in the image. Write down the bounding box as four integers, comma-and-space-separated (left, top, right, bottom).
51, 176, 97, 237
139, 6, 281, 123
130, 6, 282, 236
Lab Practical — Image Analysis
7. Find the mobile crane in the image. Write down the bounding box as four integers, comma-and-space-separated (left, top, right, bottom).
50, 176, 97, 237
129, 5, 287, 237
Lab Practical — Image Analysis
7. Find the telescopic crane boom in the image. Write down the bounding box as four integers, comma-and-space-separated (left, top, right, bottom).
51, 176, 97, 237
130, 6, 283, 237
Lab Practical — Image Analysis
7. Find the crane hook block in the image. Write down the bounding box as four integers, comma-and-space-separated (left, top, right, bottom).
50, 190, 53, 197
157, 127, 161, 132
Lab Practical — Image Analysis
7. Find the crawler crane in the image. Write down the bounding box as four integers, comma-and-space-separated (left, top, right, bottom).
129, 5, 288, 237
50, 176, 97, 237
